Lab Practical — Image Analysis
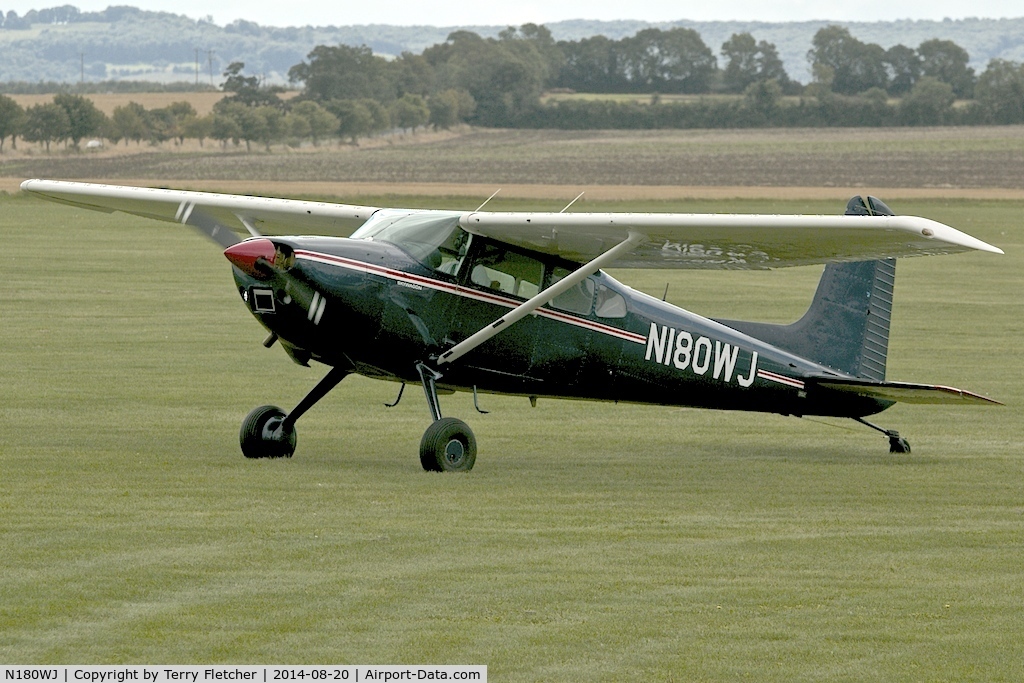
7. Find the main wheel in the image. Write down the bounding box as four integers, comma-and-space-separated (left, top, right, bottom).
240, 405, 297, 459
420, 417, 476, 472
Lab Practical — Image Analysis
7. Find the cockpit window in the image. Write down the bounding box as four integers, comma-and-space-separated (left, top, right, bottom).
273, 243, 295, 270
349, 211, 468, 274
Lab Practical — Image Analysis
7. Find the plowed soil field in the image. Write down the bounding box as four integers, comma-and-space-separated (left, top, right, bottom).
5, 126, 1024, 200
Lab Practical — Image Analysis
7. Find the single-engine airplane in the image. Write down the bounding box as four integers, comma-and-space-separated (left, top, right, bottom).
22, 179, 1003, 471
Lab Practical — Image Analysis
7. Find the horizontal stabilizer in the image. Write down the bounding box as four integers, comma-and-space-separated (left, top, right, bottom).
812, 377, 1002, 405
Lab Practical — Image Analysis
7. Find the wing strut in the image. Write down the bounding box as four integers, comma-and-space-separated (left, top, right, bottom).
436, 231, 645, 366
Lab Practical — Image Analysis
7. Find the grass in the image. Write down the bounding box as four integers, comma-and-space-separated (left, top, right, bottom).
1, 193, 1022, 679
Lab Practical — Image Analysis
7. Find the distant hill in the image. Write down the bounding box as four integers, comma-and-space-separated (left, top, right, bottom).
2, 6, 1024, 85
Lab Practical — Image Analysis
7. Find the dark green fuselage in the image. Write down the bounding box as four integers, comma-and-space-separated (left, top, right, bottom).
232, 235, 889, 420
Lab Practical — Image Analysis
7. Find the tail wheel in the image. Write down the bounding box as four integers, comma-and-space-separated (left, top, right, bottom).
240, 405, 297, 459
420, 417, 476, 472
889, 435, 911, 454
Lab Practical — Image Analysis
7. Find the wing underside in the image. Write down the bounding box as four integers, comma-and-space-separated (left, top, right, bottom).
459, 211, 1003, 269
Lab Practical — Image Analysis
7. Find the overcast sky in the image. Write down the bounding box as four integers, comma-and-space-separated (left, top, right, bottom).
4, 0, 1024, 26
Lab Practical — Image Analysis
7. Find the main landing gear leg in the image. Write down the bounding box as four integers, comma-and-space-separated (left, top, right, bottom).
239, 366, 349, 459
854, 417, 911, 454
416, 363, 476, 472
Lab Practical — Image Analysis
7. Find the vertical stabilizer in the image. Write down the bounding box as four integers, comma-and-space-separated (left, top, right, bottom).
715, 196, 897, 381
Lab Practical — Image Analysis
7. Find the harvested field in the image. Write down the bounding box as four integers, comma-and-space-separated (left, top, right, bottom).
7, 91, 299, 116
5, 126, 1024, 192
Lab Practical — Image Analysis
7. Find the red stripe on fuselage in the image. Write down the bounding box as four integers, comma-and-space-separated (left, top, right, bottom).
294, 250, 648, 345
757, 369, 805, 389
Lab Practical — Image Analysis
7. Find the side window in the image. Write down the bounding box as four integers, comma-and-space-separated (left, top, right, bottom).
468, 243, 544, 299
595, 283, 627, 318
549, 267, 595, 315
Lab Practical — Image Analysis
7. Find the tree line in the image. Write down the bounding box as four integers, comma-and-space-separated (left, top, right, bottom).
0, 60, 475, 153
5, 23, 1024, 153
284, 24, 1024, 129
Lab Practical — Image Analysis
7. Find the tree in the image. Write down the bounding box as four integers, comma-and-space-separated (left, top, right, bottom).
502, 22, 564, 86
425, 29, 549, 126
754, 40, 790, 88
917, 39, 975, 99
621, 28, 717, 93
808, 26, 888, 95
22, 102, 70, 152
288, 100, 338, 146
975, 59, 1024, 124
360, 98, 391, 135
393, 52, 435, 97
286, 110, 311, 142
390, 93, 430, 132
721, 32, 759, 92
255, 106, 285, 150
0, 94, 25, 153
428, 88, 476, 130
210, 111, 242, 148
556, 35, 628, 93
327, 99, 374, 144
289, 45, 395, 103
722, 33, 791, 94
883, 44, 922, 96
213, 101, 272, 151
182, 114, 213, 147
899, 76, 955, 125
221, 61, 283, 108
158, 101, 198, 145
110, 102, 150, 145
53, 93, 106, 147
743, 79, 782, 120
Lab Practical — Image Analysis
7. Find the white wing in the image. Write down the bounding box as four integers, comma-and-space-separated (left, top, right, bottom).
23, 180, 1002, 269
459, 211, 1003, 269
21, 179, 379, 240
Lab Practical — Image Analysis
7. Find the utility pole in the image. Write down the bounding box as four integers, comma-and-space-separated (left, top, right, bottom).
208, 49, 215, 86
195, 48, 200, 87
80, 52, 84, 85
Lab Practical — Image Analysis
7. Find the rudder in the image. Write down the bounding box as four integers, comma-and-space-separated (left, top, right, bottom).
716, 196, 897, 381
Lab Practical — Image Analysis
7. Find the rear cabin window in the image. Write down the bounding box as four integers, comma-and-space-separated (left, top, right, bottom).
595, 283, 627, 318
463, 241, 629, 318
549, 266, 596, 315
469, 243, 544, 298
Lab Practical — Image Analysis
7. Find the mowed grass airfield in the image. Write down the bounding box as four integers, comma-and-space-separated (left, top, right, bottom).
1, 190, 1022, 680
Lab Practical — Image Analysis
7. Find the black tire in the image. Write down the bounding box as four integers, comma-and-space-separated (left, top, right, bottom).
240, 405, 296, 459
889, 435, 911, 454
419, 417, 476, 472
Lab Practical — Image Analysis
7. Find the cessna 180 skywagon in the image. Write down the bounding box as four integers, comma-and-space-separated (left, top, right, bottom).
22, 179, 1003, 471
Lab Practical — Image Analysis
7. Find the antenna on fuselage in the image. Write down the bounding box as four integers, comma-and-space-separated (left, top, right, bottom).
559, 192, 585, 213
475, 189, 501, 212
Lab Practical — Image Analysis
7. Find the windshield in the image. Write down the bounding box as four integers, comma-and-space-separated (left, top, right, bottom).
351, 211, 468, 270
